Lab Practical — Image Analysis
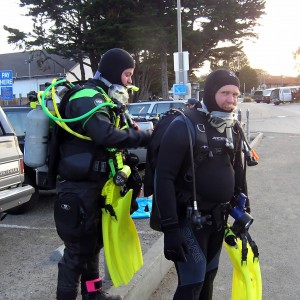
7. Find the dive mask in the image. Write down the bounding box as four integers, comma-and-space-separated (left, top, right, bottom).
98, 74, 139, 106
208, 111, 238, 133
108, 84, 130, 105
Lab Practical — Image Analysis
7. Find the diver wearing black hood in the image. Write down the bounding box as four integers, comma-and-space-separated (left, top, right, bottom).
54, 48, 151, 300
155, 69, 248, 300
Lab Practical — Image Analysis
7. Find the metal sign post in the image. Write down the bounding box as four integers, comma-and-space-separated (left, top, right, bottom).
172, 0, 191, 100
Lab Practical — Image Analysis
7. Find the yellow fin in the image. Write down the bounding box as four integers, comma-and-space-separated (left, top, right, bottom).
102, 178, 143, 287
224, 227, 262, 300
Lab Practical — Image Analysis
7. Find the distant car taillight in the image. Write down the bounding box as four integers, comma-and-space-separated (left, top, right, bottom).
20, 158, 24, 174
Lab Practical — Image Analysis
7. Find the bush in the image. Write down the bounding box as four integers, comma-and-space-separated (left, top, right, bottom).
243, 97, 253, 102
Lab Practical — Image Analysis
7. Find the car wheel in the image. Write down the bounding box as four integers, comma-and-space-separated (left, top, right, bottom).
255, 100, 261, 103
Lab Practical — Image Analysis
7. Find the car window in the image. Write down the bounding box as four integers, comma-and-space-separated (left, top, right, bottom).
270, 89, 279, 98
4, 110, 29, 136
254, 91, 263, 95
151, 103, 170, 116
282, 89, 290, 94
172, 103, 186, 110
127, 104, 151, 116
127, 101, 186, 118
263, 90, 272, 96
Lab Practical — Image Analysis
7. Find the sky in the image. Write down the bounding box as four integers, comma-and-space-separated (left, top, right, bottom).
1, 0, 300, 77
243, 0, 300, 77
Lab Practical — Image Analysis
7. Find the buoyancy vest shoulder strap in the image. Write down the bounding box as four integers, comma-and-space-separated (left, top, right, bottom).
69, 88, 100, 101
173, 109, 209, 185
183, 109, 243, 174
186, 109, 242, 166
59, 84, 85, 117
184, 109, 209, 166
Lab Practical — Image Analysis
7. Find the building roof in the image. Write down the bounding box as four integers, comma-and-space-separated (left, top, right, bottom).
264, 75, 300, 87
0, 51, 76, 79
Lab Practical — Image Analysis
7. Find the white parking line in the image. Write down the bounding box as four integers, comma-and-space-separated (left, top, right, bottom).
0, 225, 156, 233
0, 224, 56, 230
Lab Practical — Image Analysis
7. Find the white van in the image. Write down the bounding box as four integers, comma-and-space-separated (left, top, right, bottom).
270, 87, 293, 105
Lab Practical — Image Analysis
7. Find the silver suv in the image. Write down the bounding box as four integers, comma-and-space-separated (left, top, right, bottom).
127, 100, 186, 167
0, 106, 34, 218
127, 100, 186, 120
252, 90, 264, 103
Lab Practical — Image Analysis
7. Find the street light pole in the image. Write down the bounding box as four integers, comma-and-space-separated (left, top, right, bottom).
176, 0, 184, 84
177, 0, 182, 53
173, 0, 191, 99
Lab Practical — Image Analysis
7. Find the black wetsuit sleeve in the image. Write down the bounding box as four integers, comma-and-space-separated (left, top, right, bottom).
85, 112, 150, 148
155, 118, 190, 224
67, 95, 151, 149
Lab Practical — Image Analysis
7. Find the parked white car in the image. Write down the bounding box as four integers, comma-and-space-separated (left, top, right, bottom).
0, 106, 34, 217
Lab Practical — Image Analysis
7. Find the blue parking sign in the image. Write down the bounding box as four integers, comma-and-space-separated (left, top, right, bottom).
173, 84, 187, 96
1, 87, 14, 100
0, 70, 13, 100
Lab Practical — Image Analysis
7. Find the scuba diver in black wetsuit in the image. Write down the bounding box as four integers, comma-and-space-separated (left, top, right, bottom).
54, 48, 151, 300
155, 69, 249, 300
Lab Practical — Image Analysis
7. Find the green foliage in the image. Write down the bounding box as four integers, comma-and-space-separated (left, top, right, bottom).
5, 0, 265, 97
239, 65, 259, 93
243, 97, 253, 102
209, 47, 249, 71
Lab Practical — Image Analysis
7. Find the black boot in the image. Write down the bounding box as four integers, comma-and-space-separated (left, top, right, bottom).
81, 290, 122, 300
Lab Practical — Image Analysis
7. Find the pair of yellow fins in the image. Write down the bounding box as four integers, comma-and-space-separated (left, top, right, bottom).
224, 225, 262, 300
101, 177, 263, 298
101, 178, 143, 287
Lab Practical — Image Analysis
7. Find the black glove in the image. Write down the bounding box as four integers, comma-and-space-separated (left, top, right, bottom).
130, 198, 139, 215
163, 227, 189, 263
126, 166, 143, 214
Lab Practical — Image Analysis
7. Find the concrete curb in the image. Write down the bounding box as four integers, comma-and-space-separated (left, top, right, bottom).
108, 235, 173, 299
108, 132, 264, 299
250, 132, 263, 148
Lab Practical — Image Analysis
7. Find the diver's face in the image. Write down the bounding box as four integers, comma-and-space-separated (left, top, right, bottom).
215, 85, 240, 111
121, 68, 134, 87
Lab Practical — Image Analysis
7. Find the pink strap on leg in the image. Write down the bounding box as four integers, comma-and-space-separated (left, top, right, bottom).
85, 277, 102, 293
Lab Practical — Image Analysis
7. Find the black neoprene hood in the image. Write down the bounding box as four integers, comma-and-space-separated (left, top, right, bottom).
203, 69, 240, 112
98, 48, 135, 86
